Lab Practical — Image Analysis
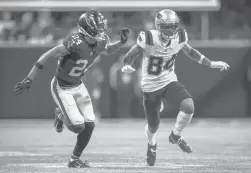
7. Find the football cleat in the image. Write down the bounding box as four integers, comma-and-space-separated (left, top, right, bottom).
169, 131, 192, 153
54, 107, 64, 133
68, 159, 90, 168
146, 143, 157, 166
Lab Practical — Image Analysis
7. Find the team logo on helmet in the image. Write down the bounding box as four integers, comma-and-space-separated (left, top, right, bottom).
157, 13, 162, 19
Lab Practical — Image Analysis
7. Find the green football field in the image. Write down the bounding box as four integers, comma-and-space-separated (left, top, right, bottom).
0, 118, 250, 173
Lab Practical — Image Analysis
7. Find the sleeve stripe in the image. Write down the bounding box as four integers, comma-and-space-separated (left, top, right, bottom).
178, 29, 186, 44
145, 30, 154, 46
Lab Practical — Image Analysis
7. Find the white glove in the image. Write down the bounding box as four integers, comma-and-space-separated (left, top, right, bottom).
121, 65, 135, 73
210, 61, 230, 71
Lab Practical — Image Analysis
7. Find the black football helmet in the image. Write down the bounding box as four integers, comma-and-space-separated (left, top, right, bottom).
77, 10, 108, 38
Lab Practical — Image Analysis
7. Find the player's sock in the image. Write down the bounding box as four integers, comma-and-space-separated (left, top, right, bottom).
55, 107, 63, 120
145, 124, 157, 146
70, 154, 80, 161
173, 111, 193, 136
58, 112, 63, 120
72, 122, 95, 158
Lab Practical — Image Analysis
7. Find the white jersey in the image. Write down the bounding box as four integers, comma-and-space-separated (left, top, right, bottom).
137, 29, 188, 92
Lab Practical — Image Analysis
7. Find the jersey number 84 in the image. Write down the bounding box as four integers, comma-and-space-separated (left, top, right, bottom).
147, 54, 177, 76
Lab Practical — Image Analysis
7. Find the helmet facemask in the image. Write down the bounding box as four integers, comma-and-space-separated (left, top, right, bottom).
157, 22, 178, 40
90, 11, 109, 37
78, 11, 108, 39
95, 14, 108, 36
78, 13, 98, 38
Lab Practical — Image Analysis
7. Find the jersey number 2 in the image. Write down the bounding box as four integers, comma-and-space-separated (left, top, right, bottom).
147, 55, 176, 76
69, 59, 88, 77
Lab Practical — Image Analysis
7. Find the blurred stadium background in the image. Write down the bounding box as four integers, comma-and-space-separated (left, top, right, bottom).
0, 0, 251, 172
1, 0, 251, 119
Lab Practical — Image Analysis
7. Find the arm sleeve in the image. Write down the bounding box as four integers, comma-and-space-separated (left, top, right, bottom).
178, 29, 188, 45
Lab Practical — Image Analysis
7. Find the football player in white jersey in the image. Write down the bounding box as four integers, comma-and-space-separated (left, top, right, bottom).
122, 9, 230, 166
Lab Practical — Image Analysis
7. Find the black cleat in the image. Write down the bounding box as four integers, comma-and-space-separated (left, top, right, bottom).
146, 143, 157, 166
169, 131, 193, 153
68, 159, 90, 168
54, 107, 64, 133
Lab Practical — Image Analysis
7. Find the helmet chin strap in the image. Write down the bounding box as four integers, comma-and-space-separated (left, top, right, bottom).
160, 35, 170, 42
78, 27, 95, 39
78, 27, 97, 44
157, 31, 170, 43
158, 30, 178, 43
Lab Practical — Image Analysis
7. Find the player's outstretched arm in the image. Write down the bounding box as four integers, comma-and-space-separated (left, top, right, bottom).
102, 27, 130, 55
105, 41, 125, 55
14, 44, 69, 95
27, 44, 69, 81
124, 44, 142, 66
182, 43, 230, 71
122, 29, 146, 73
121, 44, 143, 73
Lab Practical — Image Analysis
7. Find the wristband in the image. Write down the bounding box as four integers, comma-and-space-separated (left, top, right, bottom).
35, 62, 43, 69
25, 77, 32, 83
198, 56, 205, 64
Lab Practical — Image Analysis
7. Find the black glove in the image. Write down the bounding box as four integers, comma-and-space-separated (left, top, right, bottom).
14, 77, 32, 95
120, 26, 130, 43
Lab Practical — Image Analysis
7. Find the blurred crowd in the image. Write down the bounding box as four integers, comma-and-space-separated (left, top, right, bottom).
0, 11, 156, 44
0, 0, 251, 45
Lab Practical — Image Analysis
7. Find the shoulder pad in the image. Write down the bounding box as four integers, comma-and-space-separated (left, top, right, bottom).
144, 30, 154, 45
137, 30, 153, 49
178, 29, 188, 44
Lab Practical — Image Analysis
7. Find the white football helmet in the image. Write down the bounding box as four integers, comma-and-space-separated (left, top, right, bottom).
155, 9, 180, 40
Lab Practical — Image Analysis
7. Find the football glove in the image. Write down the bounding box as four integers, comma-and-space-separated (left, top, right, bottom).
120, 26, 130, 43
121, 65, 135, 73
210, 61, 230, 71
14, 77, 32, 95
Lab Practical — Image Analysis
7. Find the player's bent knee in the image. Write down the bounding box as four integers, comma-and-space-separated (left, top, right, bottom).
85, 121, 95, 131
69, 123, 86, 134
180, 98, 194, 114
